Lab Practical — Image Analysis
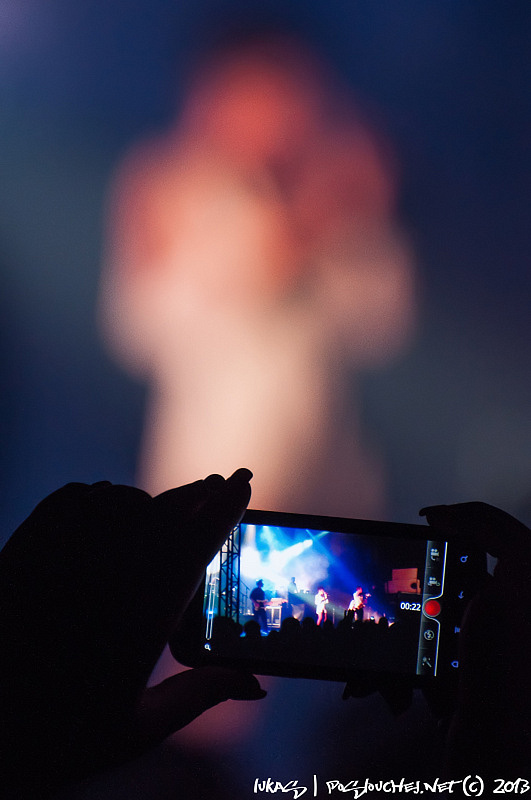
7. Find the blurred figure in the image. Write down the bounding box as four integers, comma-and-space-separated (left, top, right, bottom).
250, 579, 268, 632
288, 576, 304, 621
348, 585, 371, 622
315, 587, 329, 626
99, 33, 415, 519
98, 34, 416, 787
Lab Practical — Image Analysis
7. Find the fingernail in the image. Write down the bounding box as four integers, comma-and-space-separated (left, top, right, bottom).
419, 505, 445, 516
228, 468, 253, 483
203, 474, 226, 492
237, 682, 267, 700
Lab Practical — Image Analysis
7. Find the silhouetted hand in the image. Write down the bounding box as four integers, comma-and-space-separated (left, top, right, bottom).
0, 469, 265, 797
420, 502, 531, 777
344, 502, 531, 777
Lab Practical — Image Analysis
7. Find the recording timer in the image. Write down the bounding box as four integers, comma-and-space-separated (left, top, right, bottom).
399, 601, 421, 611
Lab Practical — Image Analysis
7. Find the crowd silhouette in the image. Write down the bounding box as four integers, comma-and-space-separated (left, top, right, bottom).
210, 611, 420, 675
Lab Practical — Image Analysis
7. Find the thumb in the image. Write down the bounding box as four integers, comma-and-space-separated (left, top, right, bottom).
419, 501, 529, 561
134, 667, 266, 748
342, 674, 413, 716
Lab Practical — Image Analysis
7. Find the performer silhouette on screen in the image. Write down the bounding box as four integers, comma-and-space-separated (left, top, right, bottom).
288, 576, 304, 621
250, 579, 268, 632
348, 586, 371, 622
315, 587, 328, 626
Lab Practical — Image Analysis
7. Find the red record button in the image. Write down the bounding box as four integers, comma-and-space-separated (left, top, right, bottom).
424, 599, 441, 617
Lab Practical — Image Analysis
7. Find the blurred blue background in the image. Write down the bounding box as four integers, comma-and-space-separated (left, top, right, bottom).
2, 0, 529, 540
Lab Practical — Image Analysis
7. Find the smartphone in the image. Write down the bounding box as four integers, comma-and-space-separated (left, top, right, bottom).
171, 509, 487, 684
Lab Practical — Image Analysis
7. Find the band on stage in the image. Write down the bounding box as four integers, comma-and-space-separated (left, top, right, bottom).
249, 578, 373, 631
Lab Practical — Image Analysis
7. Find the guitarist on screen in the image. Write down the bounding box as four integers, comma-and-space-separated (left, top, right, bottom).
250, 579, 268, 632
348, 586, 371, 622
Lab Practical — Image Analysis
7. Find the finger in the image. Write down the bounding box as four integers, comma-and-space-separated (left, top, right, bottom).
151, 474, 225, 520
133, 667, 266, 749
422, 681, 458, 722
0, 482, 96, 570
76, 468, 252, 626
419, 506, 531, 774
115, 469, 253, 689
153, 468, 253, 617
342, 675, 379, 700
182, 467, 253, 567
62, 470, 252, 699
343, 675, 413, 716
444, 583, 531, 777
155, 468, 252, 536
379, 681, 413, 716
419, 501, 530, 561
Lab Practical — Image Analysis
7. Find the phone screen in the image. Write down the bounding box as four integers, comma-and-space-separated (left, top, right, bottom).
176, 510, 483, 682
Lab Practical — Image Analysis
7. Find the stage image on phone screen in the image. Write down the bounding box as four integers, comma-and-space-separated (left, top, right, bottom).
197, 514, 468, 679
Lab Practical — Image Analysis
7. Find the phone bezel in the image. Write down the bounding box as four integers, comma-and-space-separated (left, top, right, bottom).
170, 509, 485, 684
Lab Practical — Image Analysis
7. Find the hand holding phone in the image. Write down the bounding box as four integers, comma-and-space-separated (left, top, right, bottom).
0, 471, 265, 796
420, 503, 531, 777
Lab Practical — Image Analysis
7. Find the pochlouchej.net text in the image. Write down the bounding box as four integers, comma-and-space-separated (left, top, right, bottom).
253, 775, 531, 797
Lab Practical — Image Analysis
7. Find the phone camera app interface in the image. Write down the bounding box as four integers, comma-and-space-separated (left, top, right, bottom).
202, 521, 450, 677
